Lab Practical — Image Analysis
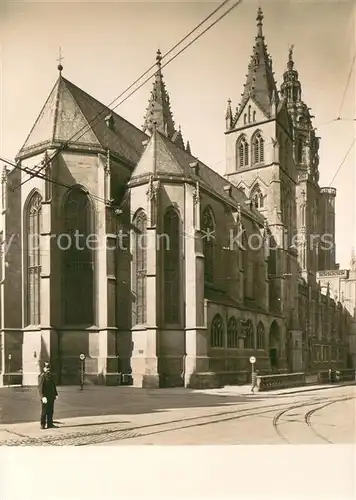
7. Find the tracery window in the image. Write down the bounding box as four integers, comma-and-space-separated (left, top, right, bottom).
227, 316, 238, 348
26, 192, 42, 326
62, 188, 95, 326
133, 210, 147, 325
202, 206, 215, 283
257, 322, 265, 349
252, 132, 264, 164
251, 185, 264, 209
211, 314, 224, 348
237, 136, 249, 168
163, 208, 180, 324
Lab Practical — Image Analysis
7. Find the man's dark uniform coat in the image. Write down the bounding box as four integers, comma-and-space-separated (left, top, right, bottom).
38, 370, 58, 428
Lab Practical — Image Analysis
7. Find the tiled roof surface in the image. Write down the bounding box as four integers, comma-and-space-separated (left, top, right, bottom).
131, 130, 264, 226
17, 75, 148, 164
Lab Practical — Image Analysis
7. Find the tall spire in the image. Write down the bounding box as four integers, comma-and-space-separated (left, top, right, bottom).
234, 7, 278, 121
142, 49, 176, 140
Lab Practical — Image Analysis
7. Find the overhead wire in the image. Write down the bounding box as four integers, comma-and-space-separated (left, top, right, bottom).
328, 138, 355, 187
13, 0, 242, 190
337, 53, 356, 119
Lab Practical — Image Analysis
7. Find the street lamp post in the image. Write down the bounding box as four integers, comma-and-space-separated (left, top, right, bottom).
8, 354, 11, 387
79, 353, 85, 390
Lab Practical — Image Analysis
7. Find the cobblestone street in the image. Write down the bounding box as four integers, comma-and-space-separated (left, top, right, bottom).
0, 384, 355, 446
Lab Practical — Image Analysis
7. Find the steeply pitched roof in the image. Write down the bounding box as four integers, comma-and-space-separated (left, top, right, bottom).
16, 74, 148, 165
130, 129, 264, 225
233, 7, 278, 126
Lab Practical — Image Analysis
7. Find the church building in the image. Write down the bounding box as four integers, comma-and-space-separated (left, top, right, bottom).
0, 8, 355, 388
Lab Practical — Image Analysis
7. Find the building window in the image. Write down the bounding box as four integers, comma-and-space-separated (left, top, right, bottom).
237, 136, 249, 168
133, 210, 147, 325
227, 316, 238, 348
257, 321, 265, 349
252, 132, 264, 164
244, 114, 247, 124
245, 319, 254, 349
163, 208, 180, 324
202, 206, 215, 283
26, 192, 42, 326
253, 110, 256, 122
62, 188, 95, 326
248, 105, 251, 123
251, 185, 264, 209
211, 314, 224, 347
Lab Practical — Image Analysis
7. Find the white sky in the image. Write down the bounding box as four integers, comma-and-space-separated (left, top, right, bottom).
1, 0, 355, 267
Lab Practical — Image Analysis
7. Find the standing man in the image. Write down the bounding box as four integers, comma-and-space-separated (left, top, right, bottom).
251, 369, 259, 393
38, 362, 58, 429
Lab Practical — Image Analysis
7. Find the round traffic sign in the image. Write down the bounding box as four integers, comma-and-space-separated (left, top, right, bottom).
249, 356, 256, 364
79, 353, 86, 361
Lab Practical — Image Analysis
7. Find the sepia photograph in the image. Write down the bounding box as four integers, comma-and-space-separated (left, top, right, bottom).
0, 0, 355, 498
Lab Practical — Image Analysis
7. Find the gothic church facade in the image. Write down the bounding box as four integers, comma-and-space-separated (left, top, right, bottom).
0, 9, 355, 387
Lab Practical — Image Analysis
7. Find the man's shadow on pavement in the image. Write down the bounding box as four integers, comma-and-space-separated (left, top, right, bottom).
53, 420, 129, 429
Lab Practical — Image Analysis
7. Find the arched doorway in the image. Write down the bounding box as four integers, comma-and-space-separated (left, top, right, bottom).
269, 321, 280, 372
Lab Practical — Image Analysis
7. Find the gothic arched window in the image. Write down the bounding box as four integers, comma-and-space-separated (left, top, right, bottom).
62, 188, 95, 326
252, 132, 264, 164
133, 209, 147, 325
202, 206, 215, 283
257, 321, 265, 349
163, 208, 181, 325
253, 110, 256, 122
248, 105, 252, 123
211, 314, 224, 348
245, 319, 254, 349
251, 185, 264, 209
227, 316, 238, 348
26, 192, 42, 326
237, 136, 249, 168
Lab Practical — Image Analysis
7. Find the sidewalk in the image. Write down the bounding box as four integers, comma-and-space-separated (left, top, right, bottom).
0, 381, 354, 446
194, 381, 356, 397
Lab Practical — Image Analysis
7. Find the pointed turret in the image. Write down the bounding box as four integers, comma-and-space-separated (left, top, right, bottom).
142, 50, 190, 151
225, 98, 233, 130
186, 140, 191, 155
171, 125, 185, 150
233, 7, 278, 124
280, 45, 302, 104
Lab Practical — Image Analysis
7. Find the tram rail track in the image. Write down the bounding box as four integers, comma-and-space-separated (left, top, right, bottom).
272, 395, 355, 444
0, 394, 338, 446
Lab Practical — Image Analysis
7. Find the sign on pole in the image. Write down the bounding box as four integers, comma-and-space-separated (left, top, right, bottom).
79, 353, 85, 389
249, 356, 256, 364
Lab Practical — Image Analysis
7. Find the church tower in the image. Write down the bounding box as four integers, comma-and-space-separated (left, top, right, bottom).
225, 8, 297, 247
280, 46, 326, 278
225, 7, 298, 297
225, 8, 303, 369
